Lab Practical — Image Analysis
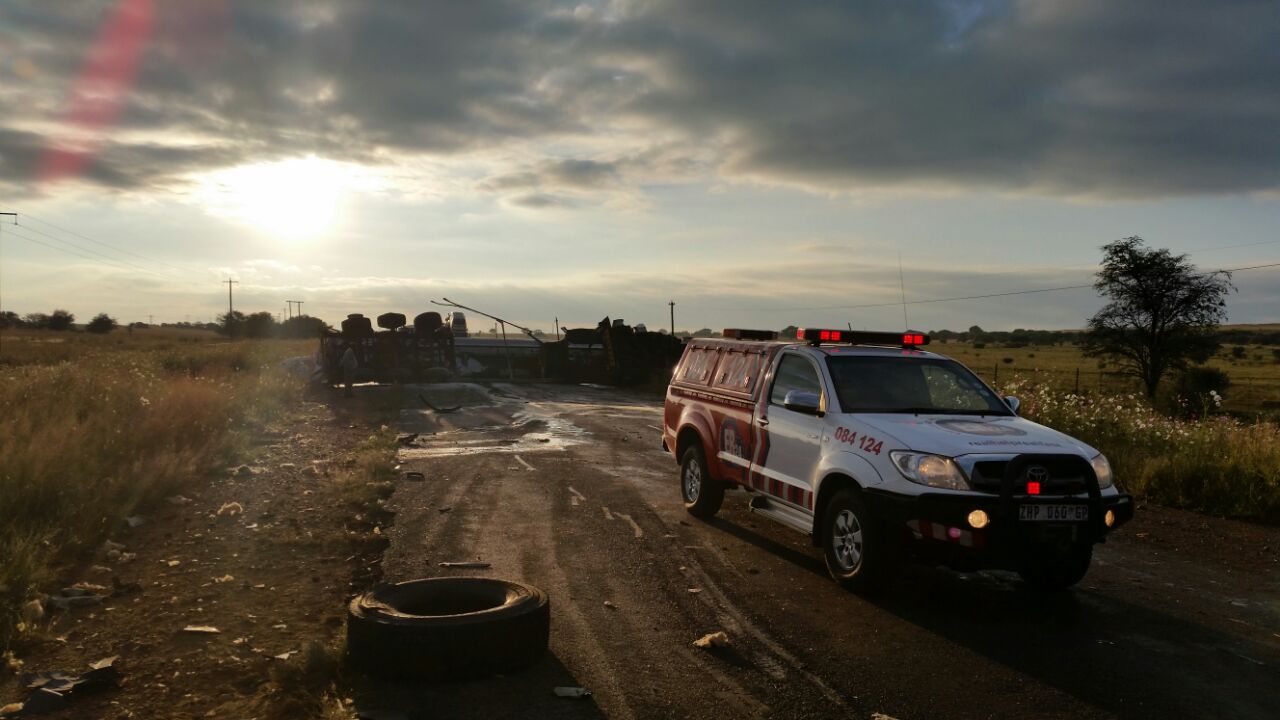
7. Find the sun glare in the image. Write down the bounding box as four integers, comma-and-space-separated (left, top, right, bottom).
197, 156, 358, 241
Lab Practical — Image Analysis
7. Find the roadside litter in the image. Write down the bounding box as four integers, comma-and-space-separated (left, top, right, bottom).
403, 471, 425, 482
217, 502, 244, 517
1, 656, 120, 717
166, 495, 192, 506
438, 561, 491, 569
553, 687, 592, 699
45, 586, 106, 612
693, 632, 730, 649
396, 433, 419, 446
182, 626, 221, 635
603, 600, 617, 610
124, 515, 146, 528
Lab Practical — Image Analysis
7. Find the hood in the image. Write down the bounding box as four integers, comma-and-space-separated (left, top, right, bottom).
851, 413, 1097, 459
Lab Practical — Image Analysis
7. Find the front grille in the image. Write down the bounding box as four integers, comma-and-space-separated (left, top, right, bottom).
968, 460, 1086, 495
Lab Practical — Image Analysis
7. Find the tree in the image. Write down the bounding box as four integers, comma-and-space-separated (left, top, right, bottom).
0, 311, 20, 329
279, 315, 329, 339
23, 313, 49, 329
243, 311, 277, 339
47, 309, 75, 331
218, 310, 246, 337
1083, 236, 1233, 398
86, 313, 118, 334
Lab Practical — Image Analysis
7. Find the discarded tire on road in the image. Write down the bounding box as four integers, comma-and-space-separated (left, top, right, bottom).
346, 577, 549, 680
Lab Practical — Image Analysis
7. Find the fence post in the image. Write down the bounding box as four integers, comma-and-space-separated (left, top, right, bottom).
993, 363, 999, 385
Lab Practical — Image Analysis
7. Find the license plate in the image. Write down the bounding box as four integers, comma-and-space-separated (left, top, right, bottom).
1019, 504, 1088, 522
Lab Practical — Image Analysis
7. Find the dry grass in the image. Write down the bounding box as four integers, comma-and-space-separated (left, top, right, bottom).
1005, 375, 1280, 522
935, 340, 1280, 413
0, 331, 314, 651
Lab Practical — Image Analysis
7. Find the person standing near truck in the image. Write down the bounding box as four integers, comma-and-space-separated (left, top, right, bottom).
339, 343, 358, 397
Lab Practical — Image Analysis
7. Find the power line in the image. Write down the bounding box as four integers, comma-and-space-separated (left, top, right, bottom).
0, 207, 202, 278
717, 261, 1280, 313
8, 223, 177, 279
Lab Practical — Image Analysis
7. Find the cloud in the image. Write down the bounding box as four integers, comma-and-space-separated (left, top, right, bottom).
1, 0, 1277, 201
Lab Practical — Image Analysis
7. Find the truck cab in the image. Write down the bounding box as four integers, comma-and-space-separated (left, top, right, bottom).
663, 328, 1133, 591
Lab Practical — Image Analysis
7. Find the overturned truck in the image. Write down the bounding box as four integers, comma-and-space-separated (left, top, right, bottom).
318, 313, 683, 386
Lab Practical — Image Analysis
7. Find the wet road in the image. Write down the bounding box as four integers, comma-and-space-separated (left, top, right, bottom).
372, 383, 1280, 720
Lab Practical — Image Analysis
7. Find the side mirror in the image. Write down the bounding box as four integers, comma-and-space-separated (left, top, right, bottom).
1003, 395, 1020, 414
783, 390, 823, 415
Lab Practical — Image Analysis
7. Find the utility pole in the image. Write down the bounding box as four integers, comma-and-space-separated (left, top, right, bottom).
149, 314, 154, 326
223, 279, 238, 335
668, 300, 675, 337
286, 300, 303, 319
0, 212, 16, 326
554, 316, 559, 342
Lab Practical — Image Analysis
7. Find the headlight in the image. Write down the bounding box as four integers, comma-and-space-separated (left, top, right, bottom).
889, 451, 970, 491
1090, 453, 1114, 489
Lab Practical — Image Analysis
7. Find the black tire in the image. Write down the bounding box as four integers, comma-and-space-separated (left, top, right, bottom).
346, 577, 549, 679
680, 445, 724, 518
1017, 544, 1093, 591
821, 489, 890, 591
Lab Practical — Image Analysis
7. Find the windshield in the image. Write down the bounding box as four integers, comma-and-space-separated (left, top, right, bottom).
826, 355, 1011, 415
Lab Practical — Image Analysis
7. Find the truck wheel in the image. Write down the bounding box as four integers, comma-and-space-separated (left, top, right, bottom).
681, 445, 723, 518
1017, 544, 1093, 591
821, 489, 888, 591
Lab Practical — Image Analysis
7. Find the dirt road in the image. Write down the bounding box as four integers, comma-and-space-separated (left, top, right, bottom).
376, 382, 1280, 720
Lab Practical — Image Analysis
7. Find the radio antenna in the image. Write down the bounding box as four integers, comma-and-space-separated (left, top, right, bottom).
897, 251, 910, 330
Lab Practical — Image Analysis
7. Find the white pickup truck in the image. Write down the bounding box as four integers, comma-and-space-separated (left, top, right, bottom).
662, 328, 1133, 591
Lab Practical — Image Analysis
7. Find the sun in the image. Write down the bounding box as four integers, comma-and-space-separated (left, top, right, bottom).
197, 156, 353, 241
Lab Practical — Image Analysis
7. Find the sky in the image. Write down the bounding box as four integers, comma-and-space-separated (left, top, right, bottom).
0, 0, 1277, 333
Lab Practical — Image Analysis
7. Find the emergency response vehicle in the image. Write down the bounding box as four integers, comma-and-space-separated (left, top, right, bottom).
662, 329, 1133, 591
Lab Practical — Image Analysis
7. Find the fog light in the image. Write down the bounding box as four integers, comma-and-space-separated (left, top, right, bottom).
1104, 509, 1116, 528
967, 509, 990, 529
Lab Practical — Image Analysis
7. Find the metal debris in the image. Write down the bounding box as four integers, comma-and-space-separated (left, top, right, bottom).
553, 687, 592, 699
438, 561, 491, 569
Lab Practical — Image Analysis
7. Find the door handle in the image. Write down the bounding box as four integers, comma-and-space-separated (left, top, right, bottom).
757, 417, 769, 427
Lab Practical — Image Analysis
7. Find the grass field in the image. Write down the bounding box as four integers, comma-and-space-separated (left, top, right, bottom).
0, 328, 313, 652
932, 340, 1280, 414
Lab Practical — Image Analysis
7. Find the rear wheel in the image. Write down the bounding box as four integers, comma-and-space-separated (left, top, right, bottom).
1018, 543, 1093, 591
680, 445, 723, 518
821, 489, 889, 591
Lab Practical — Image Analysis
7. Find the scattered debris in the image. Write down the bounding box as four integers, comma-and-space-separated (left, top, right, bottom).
693, 631, 730, 649
396, 433, 419, 446
167, 495, 193, 506
7, 656, 121, 716
217, 502, 244, 517
21, 599, 45, 625
871, 714, 901, 720
603, 600, 617, 610
213, 575, 235, 584
279, 462, 297, 471
182, 626, 221, 635
553, 686, 592, 699
46, 587, 105, 612
124, 515, 146, 528
438, 506, 452, 513
116, 552, 137, 564
403, 471, 425, 482
438, 561, 491, 569
272, 650, 298, 661
166, 560, 181, 568
687, 588, 702, 594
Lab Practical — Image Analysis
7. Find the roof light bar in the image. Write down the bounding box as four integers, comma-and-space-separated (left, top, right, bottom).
722, 328, 779, 341
797, 329, 931, 348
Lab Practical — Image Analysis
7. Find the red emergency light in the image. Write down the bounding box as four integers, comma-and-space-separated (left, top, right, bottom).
722, 328, 779, 341
1026, 481, 1042, 495
797, 329, 931, 348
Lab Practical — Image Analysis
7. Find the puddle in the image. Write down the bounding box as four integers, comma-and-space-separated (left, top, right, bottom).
397, 385, 590, 459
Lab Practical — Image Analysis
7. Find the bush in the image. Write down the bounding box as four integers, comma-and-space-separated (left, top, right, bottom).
86, 313, 118, 334
1171, 366, 1230, 416
1002, 357, 1014, 364
1231, 346, 1247, 359
973, 342, 986, 349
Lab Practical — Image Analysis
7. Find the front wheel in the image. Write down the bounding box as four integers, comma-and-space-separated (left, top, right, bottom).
680, 445, 723, 518
821, 489, 890, 592
1017, 544, 1093, 591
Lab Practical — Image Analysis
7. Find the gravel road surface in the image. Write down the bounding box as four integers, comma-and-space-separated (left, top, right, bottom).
373, 382, 1279, 720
